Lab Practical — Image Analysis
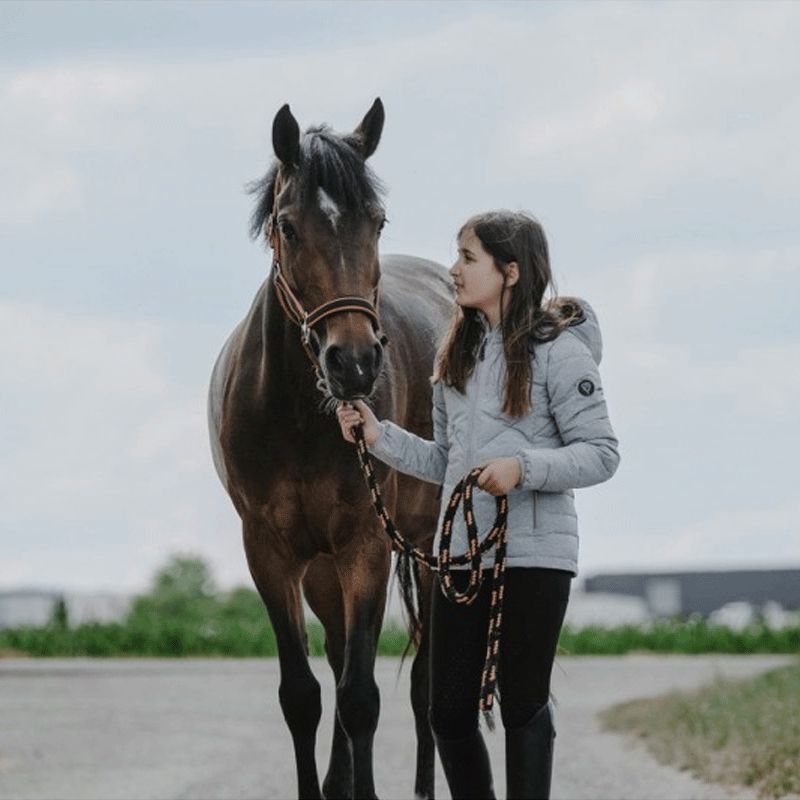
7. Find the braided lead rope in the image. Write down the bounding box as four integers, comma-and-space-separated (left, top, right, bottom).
352, 421, 508, 729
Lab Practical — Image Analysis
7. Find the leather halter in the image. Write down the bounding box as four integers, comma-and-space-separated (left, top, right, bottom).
267, 172, 385, 381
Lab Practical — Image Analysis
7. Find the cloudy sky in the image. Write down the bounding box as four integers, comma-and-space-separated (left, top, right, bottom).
2, 0, 798, 593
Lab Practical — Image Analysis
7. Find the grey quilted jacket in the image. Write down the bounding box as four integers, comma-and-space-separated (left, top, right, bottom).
368, 299, 619, 576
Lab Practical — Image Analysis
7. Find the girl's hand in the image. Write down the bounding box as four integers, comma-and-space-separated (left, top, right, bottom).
476, 457, 522, 496
336, 400, 381, 446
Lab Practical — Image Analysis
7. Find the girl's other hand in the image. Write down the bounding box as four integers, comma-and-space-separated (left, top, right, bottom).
336, 400, 381, 446
476, 457, 522, 496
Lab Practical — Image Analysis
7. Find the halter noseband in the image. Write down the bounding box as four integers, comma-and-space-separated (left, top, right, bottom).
267, 172, 386, 381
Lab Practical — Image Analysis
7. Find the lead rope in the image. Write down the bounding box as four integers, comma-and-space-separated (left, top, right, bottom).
351, 419, 509, 730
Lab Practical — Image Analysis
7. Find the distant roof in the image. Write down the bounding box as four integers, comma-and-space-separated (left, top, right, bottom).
0, 588, 61, 599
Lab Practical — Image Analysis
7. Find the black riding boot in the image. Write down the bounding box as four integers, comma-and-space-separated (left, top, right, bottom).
434, 729, 496, 799
504, 702, 555, 799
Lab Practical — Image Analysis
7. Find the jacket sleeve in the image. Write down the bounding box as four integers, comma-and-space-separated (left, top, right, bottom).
367, 381, 449, 485
515, 334, 620, 491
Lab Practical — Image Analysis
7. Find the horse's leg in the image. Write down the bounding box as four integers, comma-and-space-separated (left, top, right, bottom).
335, 532, 391, 800
244, 524, 323, 800
411, 563, 436, 800
303, 556, 353, 799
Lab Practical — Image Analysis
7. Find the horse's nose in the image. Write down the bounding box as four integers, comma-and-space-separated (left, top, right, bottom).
325, 342, 383, 398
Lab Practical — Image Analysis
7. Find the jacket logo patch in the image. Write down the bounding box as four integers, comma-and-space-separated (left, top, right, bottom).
578, 379, 595, 397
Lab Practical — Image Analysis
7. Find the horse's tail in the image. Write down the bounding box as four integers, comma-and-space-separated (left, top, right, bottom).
395, 550, 423, 659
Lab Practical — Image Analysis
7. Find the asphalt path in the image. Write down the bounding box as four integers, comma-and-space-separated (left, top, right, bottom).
0, 654, 795, 800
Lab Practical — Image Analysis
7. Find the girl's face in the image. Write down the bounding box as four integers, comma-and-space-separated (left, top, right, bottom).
450, 227, 515, 323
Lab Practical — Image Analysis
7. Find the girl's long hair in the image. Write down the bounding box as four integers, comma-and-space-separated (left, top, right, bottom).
433, 210, 584, 417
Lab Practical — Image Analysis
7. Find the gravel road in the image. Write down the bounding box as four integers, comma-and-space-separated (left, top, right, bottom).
0, 654, 794, 799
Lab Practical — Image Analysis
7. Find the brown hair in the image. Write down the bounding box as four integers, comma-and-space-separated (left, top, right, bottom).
433, 210, 584, 417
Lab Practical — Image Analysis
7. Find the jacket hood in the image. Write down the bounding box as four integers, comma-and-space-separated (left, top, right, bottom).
478, 297, 604, 364
567, 298, 603, 365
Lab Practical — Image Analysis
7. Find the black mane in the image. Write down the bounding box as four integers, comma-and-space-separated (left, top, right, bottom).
248, 125, 386, 239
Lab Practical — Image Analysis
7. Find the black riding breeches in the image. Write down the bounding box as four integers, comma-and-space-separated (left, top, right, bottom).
429, 566, 572, 738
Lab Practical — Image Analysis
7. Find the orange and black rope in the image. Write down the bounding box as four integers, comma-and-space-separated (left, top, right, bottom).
352, 421, 508, 730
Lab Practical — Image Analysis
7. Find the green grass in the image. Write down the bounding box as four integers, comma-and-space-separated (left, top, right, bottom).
600, 662, 800, 799
558, 618, 800, 655
6, 555, 795, 658
2, 558, 797, 659
2, 616, 798, 658
0, 618, 415, 658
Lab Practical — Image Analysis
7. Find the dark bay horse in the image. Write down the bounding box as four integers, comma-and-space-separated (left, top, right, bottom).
208, 99, 453, 799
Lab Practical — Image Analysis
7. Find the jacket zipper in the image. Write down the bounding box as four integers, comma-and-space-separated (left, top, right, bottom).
466, 331, 489, 472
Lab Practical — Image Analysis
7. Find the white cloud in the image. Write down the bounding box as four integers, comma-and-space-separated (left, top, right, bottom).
0, 300, 162, 518
4, 4, 800, 225
489, 3, 800, 207
620, 246, 799, 320
0, 64, 149, 224
561, 244, 800, 425
0, 20, 473, 225
595, 337, 800, 431
2, 4, 800, 591
582, 499, 800, 575
0, 299, 249, 590
631, 341, 800, 418
0, 157, 85, 225
0, 299, 165, 396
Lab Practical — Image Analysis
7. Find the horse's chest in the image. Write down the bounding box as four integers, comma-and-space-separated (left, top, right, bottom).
223, 401, 373, 539
259, 480, 304, 530
242, 441, 364, 526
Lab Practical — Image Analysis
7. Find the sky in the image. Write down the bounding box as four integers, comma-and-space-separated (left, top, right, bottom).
1, 0, 798, 594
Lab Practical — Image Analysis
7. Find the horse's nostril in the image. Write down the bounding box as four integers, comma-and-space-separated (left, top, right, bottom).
326, 345, 344, 371
373, 343, 383, 370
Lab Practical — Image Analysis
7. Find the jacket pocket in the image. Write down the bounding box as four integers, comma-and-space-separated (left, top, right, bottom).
532, 491, 538, 528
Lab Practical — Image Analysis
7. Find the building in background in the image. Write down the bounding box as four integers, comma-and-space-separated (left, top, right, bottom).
584, 568, 800, 619
4, 569, 799, 630
0, 590, 59, 628
0, 590, 131, 629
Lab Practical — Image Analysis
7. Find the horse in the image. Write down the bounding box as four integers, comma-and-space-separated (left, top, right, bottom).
207, 98, 453, 799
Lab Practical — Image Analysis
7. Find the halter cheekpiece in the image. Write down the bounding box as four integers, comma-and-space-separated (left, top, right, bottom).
268, 172, 386, 381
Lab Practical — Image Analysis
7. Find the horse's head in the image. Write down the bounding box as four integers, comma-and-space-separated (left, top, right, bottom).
251, 99, 388, 402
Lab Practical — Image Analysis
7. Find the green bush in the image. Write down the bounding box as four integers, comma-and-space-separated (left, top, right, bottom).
2, 556, 797, 658
558, 618, 800, 656
4, 616, 799, 658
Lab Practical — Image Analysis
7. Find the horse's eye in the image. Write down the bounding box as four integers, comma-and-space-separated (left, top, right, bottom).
377, 217, 387, 236
279, 220, 297, 242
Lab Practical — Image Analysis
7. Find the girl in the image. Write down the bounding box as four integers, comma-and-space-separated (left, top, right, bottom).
336, 210, 620, 800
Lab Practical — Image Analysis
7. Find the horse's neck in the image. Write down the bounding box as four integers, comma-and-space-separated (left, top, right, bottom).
260, 278, 327, 428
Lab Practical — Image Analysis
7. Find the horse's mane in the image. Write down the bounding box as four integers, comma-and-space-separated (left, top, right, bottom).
248, 125, 386, 240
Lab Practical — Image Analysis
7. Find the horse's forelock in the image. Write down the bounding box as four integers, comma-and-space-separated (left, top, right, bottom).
247, 125, 385, 242
298, 126, 385, 216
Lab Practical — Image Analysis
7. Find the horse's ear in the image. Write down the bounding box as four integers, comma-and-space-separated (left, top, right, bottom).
272, 104, 301, 167
350, 97, 384, 160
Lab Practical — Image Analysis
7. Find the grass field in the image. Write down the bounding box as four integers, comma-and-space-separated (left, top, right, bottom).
600, 662, 800, 799
3, 558, 796, 658
1, 616, 798, 658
